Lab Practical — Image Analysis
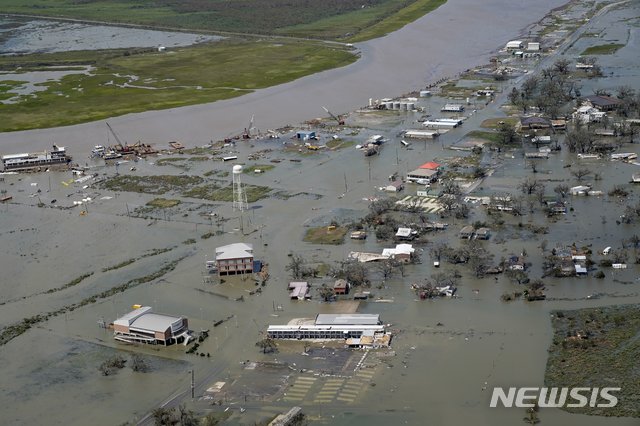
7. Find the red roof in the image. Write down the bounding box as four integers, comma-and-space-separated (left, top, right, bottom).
419, 162, 441, 170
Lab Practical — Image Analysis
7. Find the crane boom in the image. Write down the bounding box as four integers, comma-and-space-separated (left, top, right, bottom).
321, 106, 344, 125
106, 122, 126, 148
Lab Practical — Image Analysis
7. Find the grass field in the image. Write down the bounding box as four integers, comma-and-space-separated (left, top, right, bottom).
581, 43, 625, 55
546, 305, 640, 417
464, 130, 502, 144
0, 39, 356, 132
0, 0, 446, 41
303, 226, 348, 244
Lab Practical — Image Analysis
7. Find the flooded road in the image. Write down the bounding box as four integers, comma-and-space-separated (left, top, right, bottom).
2, 1, 640, 425
0, 0, 567, 156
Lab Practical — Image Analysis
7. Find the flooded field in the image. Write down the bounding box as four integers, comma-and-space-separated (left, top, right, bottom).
1, 0, 640, 425
0, 17, 221, 54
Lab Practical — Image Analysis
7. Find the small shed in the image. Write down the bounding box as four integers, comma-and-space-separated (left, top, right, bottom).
296, 131, 316, 140
385, 181, 404, 192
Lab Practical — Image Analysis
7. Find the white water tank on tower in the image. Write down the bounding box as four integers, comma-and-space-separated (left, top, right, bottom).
232, 165, 248, 211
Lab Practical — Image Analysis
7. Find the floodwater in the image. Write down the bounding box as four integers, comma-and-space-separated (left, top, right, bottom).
1, 1, 640, 425
0, 0, 569, 157
0, 18, 221, 54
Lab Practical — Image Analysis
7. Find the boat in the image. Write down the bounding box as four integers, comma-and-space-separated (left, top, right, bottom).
91, 145, 106, 158
103, 150, 123, 160
1, 145, 71, 171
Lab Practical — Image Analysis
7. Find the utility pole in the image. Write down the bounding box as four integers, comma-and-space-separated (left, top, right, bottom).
190, 369, 195, 399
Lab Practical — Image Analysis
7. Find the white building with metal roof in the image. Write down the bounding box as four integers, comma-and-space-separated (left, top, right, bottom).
267, 314, 386, 340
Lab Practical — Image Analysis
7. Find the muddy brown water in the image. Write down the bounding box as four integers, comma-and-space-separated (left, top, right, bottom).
1, 1, 640, 425
0, 0, 569, 156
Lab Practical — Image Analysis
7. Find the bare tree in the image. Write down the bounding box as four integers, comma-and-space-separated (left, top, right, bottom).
497, 122, 518, 147
518, 178, 544, 195
429, 241, 448, 262
330, 259, 369, 287
553, 184, 569, 199
465, 240, 494, 278
553, 59, 571, 75
286, 254, 305, 279
256, 337, 278, 353
564, 127, 594, 153
130, 354, 149, 372
571, 168, 592, 182
376, 259, 397, 281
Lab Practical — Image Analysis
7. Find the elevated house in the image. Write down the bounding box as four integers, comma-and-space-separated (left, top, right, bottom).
381, 244, 415, 263
113, 306, 191, 346
419, 161, 442, 172
333, 279, 349, 295
215, 243, 254, 276
406, 168, 438, 184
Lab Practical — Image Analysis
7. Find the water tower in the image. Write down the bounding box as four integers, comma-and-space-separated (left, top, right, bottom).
232, 164, 248, 211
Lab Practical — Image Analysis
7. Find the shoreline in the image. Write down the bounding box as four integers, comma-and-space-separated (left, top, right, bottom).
0, 0, 568, 157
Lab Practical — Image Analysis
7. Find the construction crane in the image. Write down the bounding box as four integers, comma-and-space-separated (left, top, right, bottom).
242, 114, 255, 139
106, 122, 132, 153
322, 106, 345, 125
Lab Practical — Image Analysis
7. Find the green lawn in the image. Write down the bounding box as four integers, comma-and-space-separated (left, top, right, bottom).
0, 39, 356, 132
464, 130, 502, 144
0, 0, 446, 41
